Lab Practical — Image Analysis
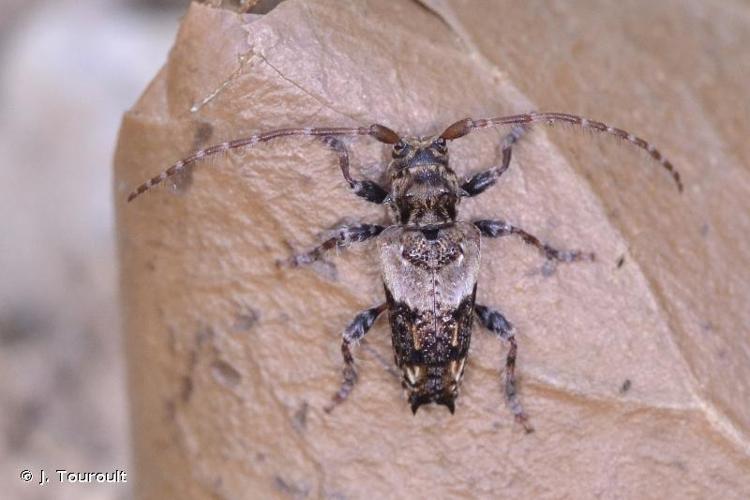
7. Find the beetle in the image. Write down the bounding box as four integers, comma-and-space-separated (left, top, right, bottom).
128, 112, 681, 432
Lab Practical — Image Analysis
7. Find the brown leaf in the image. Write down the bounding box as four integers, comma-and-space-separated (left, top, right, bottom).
115, 1, 750, 498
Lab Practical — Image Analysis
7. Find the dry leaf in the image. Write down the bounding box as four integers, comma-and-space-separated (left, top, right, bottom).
115, 1, 750, 498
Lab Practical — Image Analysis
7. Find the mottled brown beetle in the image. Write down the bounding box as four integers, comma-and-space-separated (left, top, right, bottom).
128, 112, 681, 432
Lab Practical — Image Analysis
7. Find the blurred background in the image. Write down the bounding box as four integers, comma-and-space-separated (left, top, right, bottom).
0, 0, 188, 498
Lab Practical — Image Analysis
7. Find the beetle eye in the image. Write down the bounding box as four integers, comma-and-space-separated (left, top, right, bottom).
392, 141, 408, 158
433, 137, 447, 153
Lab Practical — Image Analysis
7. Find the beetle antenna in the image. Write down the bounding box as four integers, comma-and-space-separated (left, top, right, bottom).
126, 124, 400, 202
440, 112, 682, 192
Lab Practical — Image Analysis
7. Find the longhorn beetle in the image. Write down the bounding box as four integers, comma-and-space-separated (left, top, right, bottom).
128, 112, 681, 432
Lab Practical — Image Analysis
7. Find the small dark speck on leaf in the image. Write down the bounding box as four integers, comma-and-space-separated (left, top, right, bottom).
701, 321, 714, 333
669, 460, 687, 471
620, 379, 632, 394
292, 401, 309, 432
234, 308, 260, 331
616, 254, 625, 269
180, 375, 194, 403
700, 223, 710, 238
274, 475, 310, 498
211, 359, 242, 389
195, 326, 215, 347
193, 121, 213, 146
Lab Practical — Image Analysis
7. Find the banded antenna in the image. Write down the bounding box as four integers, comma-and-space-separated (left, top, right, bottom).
440, 111, 682, 192
127, 111, 681, 202
126, 124, 399, 202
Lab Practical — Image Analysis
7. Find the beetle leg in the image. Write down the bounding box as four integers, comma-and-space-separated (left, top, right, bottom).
325, 303, 387, 413
280, 223, 384, 267
474, 219, 595, 263
460, 126, 526, 197
324, 136, 388, 204
474, 304, 534, 433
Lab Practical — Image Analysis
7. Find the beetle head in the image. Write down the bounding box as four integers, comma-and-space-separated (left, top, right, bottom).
386, 136, 460, 226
